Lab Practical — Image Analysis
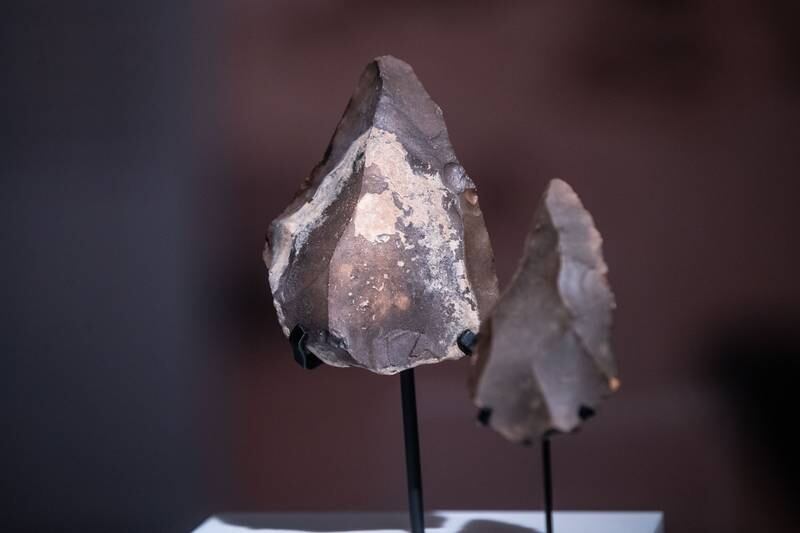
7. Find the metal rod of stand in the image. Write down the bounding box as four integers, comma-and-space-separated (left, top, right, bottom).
400, 369, 425, 533
542, 437, 554, 533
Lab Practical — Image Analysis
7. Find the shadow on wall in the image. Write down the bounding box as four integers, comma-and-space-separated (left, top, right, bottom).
709, 313, 800, 521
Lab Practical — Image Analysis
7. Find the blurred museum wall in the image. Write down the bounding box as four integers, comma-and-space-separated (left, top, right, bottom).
3, 2, 799, 532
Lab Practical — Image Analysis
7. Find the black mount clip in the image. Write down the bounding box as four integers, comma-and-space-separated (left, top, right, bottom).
289, 325, 323, 370
457, 329, 479, 356
476, 407, 493, 427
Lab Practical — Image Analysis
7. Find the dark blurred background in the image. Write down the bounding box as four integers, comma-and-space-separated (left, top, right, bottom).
3, 1, 799, 532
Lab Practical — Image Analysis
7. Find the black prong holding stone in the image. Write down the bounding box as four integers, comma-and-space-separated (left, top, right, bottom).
542, 428, 559, 440
457, 329, 479, 355
476, 407, 493, 426
289, 325, 323, 370
578, 405, 596, 421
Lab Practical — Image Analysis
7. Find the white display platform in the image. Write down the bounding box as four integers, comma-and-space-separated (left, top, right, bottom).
193, 511, 664, 533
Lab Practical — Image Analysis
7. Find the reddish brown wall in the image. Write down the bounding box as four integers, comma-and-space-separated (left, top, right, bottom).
213, 3, 800, 532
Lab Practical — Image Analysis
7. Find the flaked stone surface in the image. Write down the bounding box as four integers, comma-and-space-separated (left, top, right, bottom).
264, 55, 498, 375
470, 179, 619, 443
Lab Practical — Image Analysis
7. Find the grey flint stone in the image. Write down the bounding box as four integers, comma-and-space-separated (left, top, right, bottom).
264, 55, 498, 375
470, 179, 619, 443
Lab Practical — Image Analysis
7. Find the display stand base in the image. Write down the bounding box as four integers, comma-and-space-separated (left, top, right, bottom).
193, 510, 664, 533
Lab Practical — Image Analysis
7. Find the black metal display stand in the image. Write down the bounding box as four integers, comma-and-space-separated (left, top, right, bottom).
401, 369, 425, 533
542, 437, 554, 533
290, 327, 557, 533
290, 326, 427, 533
